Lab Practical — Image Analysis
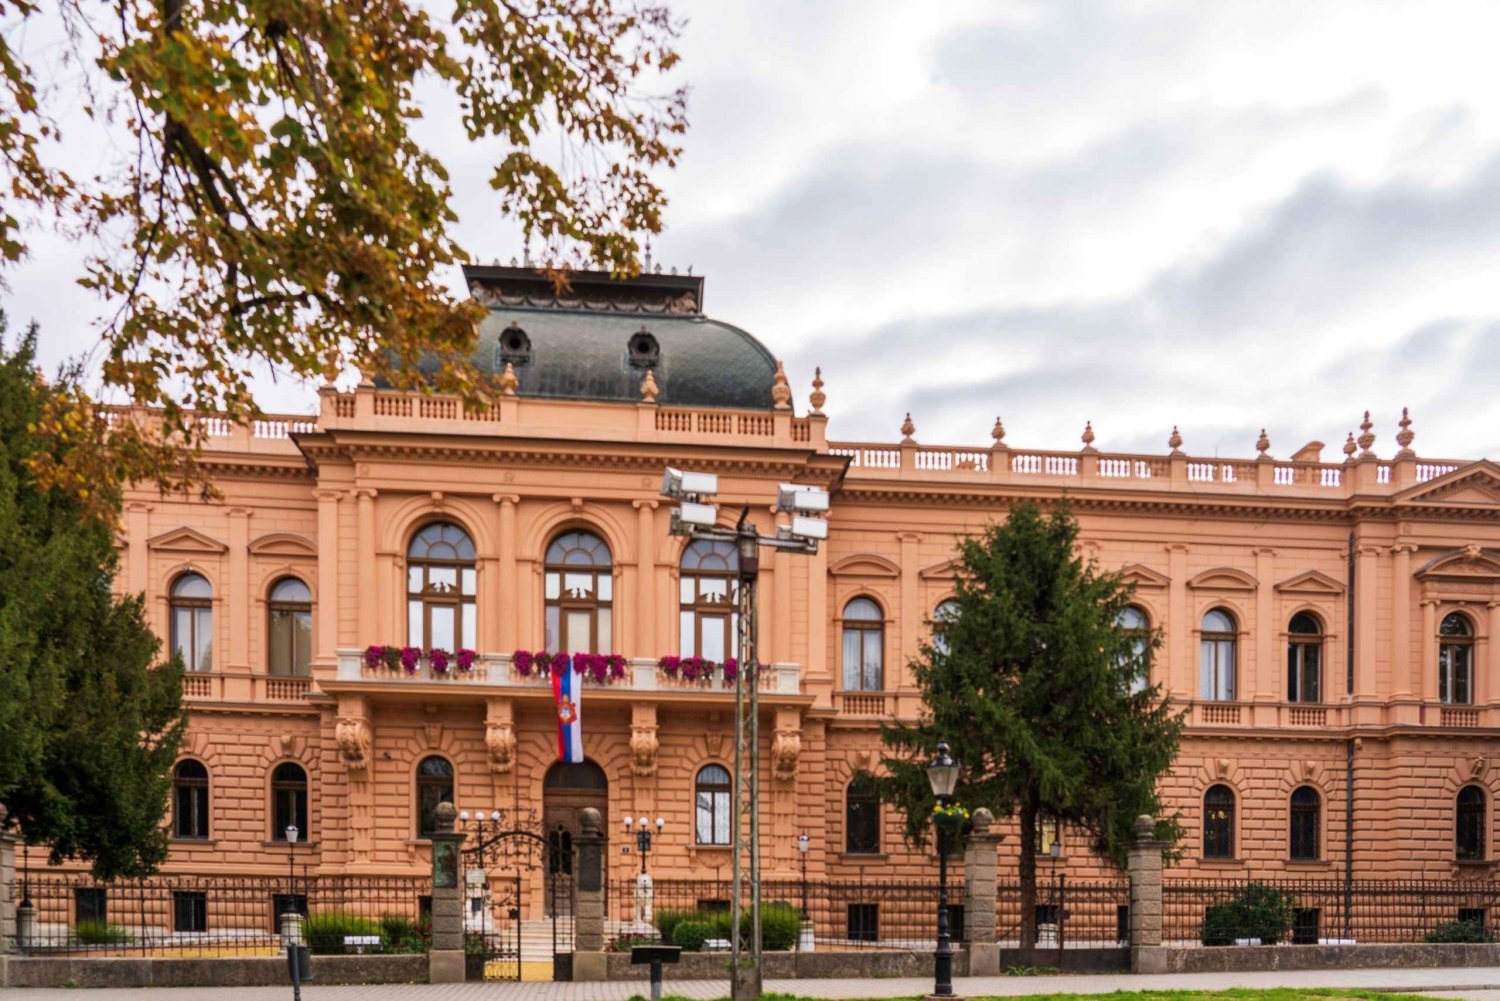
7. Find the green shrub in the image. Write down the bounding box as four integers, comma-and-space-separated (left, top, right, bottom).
1200, 882, 1295, 946
463, 931, 487, 956
73, 919, 132, 946
379, 913, 430, 953
609, 932, 659, 953
671, 919, 718, 952
304, 910, 383, 954
652, 908, 696, 944
759, 901, 801, 952
1425, 918, 1493, 943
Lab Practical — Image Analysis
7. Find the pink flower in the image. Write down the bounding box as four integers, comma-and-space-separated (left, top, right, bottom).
723, 657, 738, 684
551, 652, 572, 675
456, 649, 476, 672
607, 654, 627, 680
400, 646, 421, 673
659, 655, 680, 677
429, 648, 450, 675
513, 649, 533, 676
363, 645, 384, 671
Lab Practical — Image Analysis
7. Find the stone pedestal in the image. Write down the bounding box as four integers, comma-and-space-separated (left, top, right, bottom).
427, 802, 467, 983
963, 808, 1003, 976
279, 911, 305, 950
572, 807, 608, 981
1126, 814, 1167, 974
0, 806, 16, 955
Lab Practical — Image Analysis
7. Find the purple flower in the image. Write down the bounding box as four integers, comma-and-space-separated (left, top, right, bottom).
513, 649, 533, 676
363, 645, 383, 671
429, 648, 450, 675
400, 646, 421, 674
456, 648, 476, 672
659, 655, 680, 677
551, 652, 572, 676
722, 657, 738, 684
607, 654, 627, 680
681, 656, 706, 682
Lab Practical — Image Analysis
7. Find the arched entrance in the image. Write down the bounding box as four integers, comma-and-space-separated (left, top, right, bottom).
542, 760, 608, 913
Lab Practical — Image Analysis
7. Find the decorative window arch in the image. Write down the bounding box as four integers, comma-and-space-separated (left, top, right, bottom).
267, 577, 312, 676
1200, 608, 1237, 701
1202, 784, 1235, 859
846, 777, 880, 854
173, 759, 210, 839
679, 540, 738, 661
694, 764, 732, 846
271, 762, 309, 840
932, 599, 961, 657
1287, 612, 1323, 704
170, 573, 214, 672
545, 530, 613, 654
1289, 786, 1320, 860
1117, 604, 1150, 694
416, 756, 454, 838
841, 598, 884, 691
1457, 785, 1486, 861
1440, 612, 1475, 705
406, 523, 476, 651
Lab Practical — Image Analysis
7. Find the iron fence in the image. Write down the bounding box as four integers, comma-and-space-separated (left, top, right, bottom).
995, 877, 1132, 949
1163, 879, 1500, 946
15, 873, 432, 956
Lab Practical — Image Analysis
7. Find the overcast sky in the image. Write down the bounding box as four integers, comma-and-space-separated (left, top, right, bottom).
11, 1, 1500, 461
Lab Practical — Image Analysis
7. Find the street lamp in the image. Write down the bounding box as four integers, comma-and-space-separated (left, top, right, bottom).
796, 833, 809, 920
662, 467, 830, 1001
926, 742, 960, 999
284, 824, 299, 906
623, 815, 665, 876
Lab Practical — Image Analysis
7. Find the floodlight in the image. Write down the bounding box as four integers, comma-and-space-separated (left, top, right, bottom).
661, 467, 719, 500
788, 515, 829, 541
776, 483, 830, 514
676, 501, 718, 528
285, 824, 299, 844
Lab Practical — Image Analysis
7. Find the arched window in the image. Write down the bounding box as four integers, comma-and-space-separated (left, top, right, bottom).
173, 760, 210, 839
846, 777, 880, 854
932, 600, 961, 657
170, 573, 214, 673
1117, 604, 1150, 694
1199, 609, 1237, 701
841, 598, 884, 691
680, 540, 738, 661
1287, 612, 1323, 704
1202, 784, 1235, 859
694, 764, 732, 846
271, 762, 308, 840
267, 578, 312, 676
1457, 785, 1486, 861
407, 523, 476, 650
1440, 613, 1474, 705
1289, 786, 1320, 861
545, 530, 613, 654
416, 756, 454, 838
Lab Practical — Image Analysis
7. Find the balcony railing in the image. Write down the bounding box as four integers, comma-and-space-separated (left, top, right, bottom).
180, 672, 312, 702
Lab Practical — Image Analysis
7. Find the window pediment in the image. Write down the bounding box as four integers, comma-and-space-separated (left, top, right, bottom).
1188, 567, 1258, 591
829, 553, 901, 578
1416, 546, 1500, 582
248, 532, 318, 558
1394, 461, 1500, 508
148, 526, 228, 555
1274, 570, 1345, 596
918, 558, 961, 581
1119, 563, 1170, 589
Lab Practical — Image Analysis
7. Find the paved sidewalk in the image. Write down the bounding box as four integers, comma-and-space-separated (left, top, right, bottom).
5, 967, 1500, 1000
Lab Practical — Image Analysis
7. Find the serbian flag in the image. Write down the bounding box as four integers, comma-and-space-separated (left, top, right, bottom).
551, 656, 583, 762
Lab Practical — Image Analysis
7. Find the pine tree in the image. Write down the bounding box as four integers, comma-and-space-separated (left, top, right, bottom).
874, 502, 1184, 948
0, 320, 185, 878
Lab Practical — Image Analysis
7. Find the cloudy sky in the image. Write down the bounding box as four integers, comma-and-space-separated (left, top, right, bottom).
12, 1, 1500, 460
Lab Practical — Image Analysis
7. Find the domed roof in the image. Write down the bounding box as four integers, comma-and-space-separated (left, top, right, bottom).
450, 265, 778, 410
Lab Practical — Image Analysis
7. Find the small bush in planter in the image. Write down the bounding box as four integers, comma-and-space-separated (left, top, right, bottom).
304, 910, 383, 954
759, 901, 802, 951
652, 907, 696, 943
73, 919, 133, 946
671, 919, 718, 952
380, 913, 430, 953
1200, 882, 1294, 946
1425, 917, 1493, 943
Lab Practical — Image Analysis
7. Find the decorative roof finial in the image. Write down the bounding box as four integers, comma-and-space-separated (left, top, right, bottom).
809, 367, 826, 414
1256, 428, 1270, 458
1343, 432, 1357, 461
771, 360, 792, 410
1357, 410, 1375, 457
1168, 426, 1183, 455
640, 367, 659, 403
499, 361, 519, 396
900, 413, 916, 444
1081, 420, 1096, 452
1395, 407, 1415, 457
991, 416, 1007, 448
643, 237, 652, 272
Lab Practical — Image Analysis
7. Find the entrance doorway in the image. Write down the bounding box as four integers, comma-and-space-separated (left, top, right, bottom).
542, 760, 607, 914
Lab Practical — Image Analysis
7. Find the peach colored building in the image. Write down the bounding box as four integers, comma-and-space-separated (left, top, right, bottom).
92, 267, 1500, 893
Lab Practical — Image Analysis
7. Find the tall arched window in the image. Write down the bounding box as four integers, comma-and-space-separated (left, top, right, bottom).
271, 762, 308, 840
680, 540, 738, 661
545, 530, 613, 654
173, 760, 210, 839
1287, 612, 1323, 704
841, 598, 884, 691
170, 573, 214, 673
932, 600, 961, 656
1202, 784, 1235, 859
1457, 785, 1487, 861
267, 578, 312, 676
416, 756, 454, 838
407, 523, 476, 650
1200, 609, 1237, 701
1440, 613, 1474, 705
846, 778, 880, 854
695, 764, 732, 846
1117, 605, 1150, 694
1289, 786, 1320, 860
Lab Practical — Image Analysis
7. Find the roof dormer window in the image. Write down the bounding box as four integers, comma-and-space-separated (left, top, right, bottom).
627, 327, 660, 370
497, 323, 532, 367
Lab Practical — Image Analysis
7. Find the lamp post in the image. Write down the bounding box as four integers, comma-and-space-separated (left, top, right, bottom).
661, 468, 830, 1001
925, 742, 960, 999
796, 834, 809, 919
623, 815, 665, 876
284, 824, 299, 905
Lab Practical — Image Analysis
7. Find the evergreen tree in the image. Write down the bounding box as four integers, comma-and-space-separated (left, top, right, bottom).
874, 502, 1183, 948
0, 320, 185, 878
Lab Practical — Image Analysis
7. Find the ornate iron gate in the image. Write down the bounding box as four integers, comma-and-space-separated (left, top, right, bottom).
460, 816, 574, 982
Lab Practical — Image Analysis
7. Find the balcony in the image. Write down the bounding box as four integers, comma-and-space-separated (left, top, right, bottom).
180, 672, 313, 702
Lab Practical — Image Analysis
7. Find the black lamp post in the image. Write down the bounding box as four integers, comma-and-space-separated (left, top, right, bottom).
796, 833, 809, 920
624, 815, 664, 876
284, 824, 299, 905
925, 742, 960, 998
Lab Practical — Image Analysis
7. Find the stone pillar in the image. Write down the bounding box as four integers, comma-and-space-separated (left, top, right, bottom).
572, 807, 608, 981
0, 806, 16, 955
1126, 814, 1167, 974
962, 807, 1003, 975
279, 911, 305, 951
428, 802, 466, 983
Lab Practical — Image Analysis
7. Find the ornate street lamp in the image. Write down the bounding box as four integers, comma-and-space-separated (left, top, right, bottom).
926, 742, 960, 998
284, 824, 299, 905
623, 815, 665, 876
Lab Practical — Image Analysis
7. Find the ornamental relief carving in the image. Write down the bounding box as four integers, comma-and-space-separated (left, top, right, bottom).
486, 720, 515, 774
335, 716, 371, 771
630, 723, 659, 776
773, 727, 801, 782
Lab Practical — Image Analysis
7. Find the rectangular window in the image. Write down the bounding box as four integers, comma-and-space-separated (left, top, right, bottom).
846, 903, 878, 942
408, 600, 424, 648
1288, 643, 1321, 703
75, 887, 107, 924
1116, 904, 1130, 944
946, 904, 964, 944
701, 616, 726, 662
194, 607, 213, 671
429, 605, 455, 651
679, 611, 695, 657
1035, 816, 1061, 857
174, 891, 208, 933
696, 898, 731, 914
565, 610, 591, 653
1292, 908, 1320, 945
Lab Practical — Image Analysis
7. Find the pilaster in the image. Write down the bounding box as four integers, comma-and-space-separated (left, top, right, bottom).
227, 508, 251, 671
1166, 545, 1189, 698
355, 489, 377, 645
427, 803, 466, 983
634, 500, 658, 656
314, 489, 342, 669
496, 496, 519, 651
125, 502, 151, 595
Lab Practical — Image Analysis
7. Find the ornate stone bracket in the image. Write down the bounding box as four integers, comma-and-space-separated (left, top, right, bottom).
772, 707, 802, 782
486, 697, 516, 774
335, 716, 371, 772
630, 702, 659, 776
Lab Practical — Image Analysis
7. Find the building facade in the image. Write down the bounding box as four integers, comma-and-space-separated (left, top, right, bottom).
85, 267, 1500, 893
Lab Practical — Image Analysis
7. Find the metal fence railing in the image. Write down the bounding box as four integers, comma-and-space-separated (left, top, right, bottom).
996, 877, 1132, 949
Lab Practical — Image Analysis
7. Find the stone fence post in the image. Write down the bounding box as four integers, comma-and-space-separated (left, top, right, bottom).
428, 802, 467, 983
1126, 814, 1168, 974
572, 807, 608, 981
963, 807, 1003, 976
0, 805, 16, 955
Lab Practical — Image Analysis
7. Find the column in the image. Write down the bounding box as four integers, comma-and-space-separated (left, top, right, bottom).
1167, 545, 1189, 698
898, 533, 921, 679
314, 489, 341, 669
571, 808, 609, 981
1420, 598, 1438, 704
634, 500, 657, 655
227, 508, 251, 671
1126, 815, 1167, 974
772, 547, 792, 664
427, 803, 466, 983
1354, 544, 1381, 702
495, 495, 519, 651
807, 536, 828, 680
1253, 548, 1274, 706
963, 808, 1003, 975
1392, 544, 1415, 698
356, 489, 377, 645
125, 502, 150, 595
